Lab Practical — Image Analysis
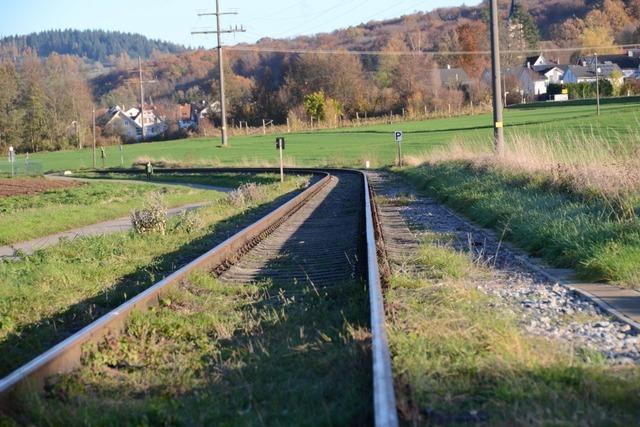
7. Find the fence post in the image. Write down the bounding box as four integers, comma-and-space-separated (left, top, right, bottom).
262, 119, 266, 135
286, 117, 291, 133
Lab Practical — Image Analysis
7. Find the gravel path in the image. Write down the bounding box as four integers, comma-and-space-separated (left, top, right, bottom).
0, 202, 210, 259
369, 171, 640, 364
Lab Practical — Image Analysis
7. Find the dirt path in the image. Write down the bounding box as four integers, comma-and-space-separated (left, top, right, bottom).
0, 202, 209, 258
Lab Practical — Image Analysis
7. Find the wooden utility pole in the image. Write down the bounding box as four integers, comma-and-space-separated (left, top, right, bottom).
489, 0, 505, 155
139, 57, 145, 142
193, 1, 245, 147
92, 107, 97, 169
594, 53, 601, 116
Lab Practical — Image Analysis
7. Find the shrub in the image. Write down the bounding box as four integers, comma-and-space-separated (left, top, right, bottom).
225, 188, 246, 208
238, 182, 266, 203
174, 209, 205, 234
131, 193, 168, 235
225, 182, 267, 208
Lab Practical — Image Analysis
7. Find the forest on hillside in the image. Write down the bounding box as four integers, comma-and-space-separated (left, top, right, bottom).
0, 30, 187, 63
1, 0, 640, 153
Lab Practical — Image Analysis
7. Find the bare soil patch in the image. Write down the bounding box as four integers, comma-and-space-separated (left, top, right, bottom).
0, 178, 78, 197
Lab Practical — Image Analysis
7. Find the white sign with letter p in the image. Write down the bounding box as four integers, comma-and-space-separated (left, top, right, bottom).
394, 131, 403, 143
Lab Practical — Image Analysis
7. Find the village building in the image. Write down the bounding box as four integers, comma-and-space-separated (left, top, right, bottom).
579, 51, 640, 79
100, 105, 168, 141
438, 65, 471, 88
563, 63, 624, 85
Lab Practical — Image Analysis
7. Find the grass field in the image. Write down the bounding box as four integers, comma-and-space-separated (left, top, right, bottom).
76, 171, 284, 188
21, 100, 640, 172
401, 164, 640, 288
0, 181, 221, 245
0, 176, 306, 377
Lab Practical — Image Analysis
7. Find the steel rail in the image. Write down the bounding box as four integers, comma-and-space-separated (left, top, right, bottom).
0, 168, 400, 426
0, 169, 330, 400
363, 173, 399, 427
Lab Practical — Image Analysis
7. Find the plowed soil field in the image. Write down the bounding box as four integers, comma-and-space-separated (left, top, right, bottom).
0, 178, 78, 197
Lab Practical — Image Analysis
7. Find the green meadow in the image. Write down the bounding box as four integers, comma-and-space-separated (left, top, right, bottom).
21, 99, 640, 172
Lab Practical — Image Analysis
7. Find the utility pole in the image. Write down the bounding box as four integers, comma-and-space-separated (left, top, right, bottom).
489, 0, 505, 155
193, 1, 245, 147
139, 57, 145, 142
92, 107, 97, 169
594, 53, 601, 116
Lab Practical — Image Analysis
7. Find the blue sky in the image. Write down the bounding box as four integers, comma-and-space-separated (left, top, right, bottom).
0, 0, 469, 48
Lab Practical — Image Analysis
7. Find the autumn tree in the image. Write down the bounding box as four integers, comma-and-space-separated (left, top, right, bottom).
0, 61, 21, 150
21, 82, 49, 152
283, 52, 368, 116
456, 21, 489, 78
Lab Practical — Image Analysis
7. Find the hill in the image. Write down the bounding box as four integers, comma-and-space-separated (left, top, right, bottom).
0, 29, 188, 63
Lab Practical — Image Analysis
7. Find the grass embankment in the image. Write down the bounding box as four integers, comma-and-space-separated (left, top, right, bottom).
388, 236, 640, 424
12, 272, 371, 424
401, 128, 640, 287
0, 181, 216, 245
0, 175, 305, 377
24, 100, 640, 171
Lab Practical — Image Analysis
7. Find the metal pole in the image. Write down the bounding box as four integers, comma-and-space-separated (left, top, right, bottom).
279, 142, 284, 183
216, 0, 228, 147
92, 107, 96, 168
489, 0, 505, 155
595, 53, 601, 116
139, 57, 145, 142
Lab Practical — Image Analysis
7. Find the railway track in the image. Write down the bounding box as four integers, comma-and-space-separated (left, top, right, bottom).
0, 168, 398, 426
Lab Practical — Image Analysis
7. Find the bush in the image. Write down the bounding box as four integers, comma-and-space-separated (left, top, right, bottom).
238, 182, 266, 203
225, 182, 267, 208
226, 188, 246, 208
174, 209, 205, 234
131, 193, 168, 235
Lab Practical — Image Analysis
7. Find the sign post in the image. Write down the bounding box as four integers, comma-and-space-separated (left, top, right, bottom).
394, 131, 403, 167
276, 137, 285, 183
8, 146, 15, 177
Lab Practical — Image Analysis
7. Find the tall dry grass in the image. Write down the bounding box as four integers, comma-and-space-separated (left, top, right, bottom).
406, 129, 640, 218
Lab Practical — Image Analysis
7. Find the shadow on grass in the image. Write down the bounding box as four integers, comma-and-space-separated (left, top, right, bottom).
0, 188, 305, 378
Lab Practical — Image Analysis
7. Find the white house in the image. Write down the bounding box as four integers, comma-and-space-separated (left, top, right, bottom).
563, 63, 624, 85
101, 105, 168, 141
518, 68, 548, 96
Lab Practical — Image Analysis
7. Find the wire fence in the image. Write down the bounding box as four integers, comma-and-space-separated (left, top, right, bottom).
0, 161, 44, 177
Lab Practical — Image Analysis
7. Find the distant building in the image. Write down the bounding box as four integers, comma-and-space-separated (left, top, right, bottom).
438, 65, 471, 88
176, 101, 221, 131
578, 51, 640, 79
100, 105, 167, 141
525, 53, 552, 70
563, 63, 624, 85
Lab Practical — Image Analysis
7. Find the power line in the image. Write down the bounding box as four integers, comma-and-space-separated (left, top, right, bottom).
226, 43, 640, 56
192, 0, 245, 148
271, 0, 363, 38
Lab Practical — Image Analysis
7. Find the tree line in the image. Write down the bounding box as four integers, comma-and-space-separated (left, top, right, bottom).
0, 29, 187, 63
2, 0, 640, 153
